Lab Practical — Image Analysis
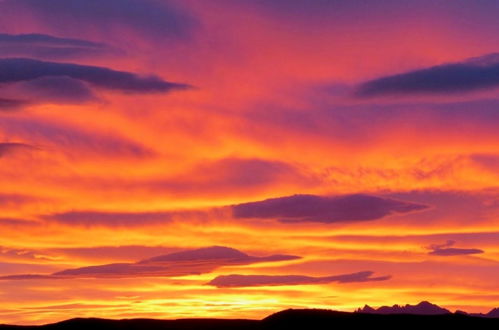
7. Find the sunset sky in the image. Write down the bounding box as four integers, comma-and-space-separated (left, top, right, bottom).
1, 0, 499, 325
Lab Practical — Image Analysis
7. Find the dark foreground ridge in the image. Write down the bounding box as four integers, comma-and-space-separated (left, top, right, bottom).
2, 306, 499, 330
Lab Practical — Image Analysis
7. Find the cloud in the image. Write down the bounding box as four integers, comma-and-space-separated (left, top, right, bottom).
427, 240, 484, 256
0, 246, 53, 263
0, 117, 153, 158
0, 274, 55, 280
0, 33, 108, 49
232, 194, 428, 223
0, 98, 29, 111
139, 246, 299, 264
0, 58, 189, 93
0, 33, 115, 60
0, 218, 39, 228
470, 154, 499, 173
0, 143, 36, 158
1, 246, 300, 279
356, 53, 499, 97
154, 158, 316, 197
45, 211, 174, 227
0, 0, 197, 41
49, 246, 179, 263
2, 76, 98, 105
207, 271, 391, 288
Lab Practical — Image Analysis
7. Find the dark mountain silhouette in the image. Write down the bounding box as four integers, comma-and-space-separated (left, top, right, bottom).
460, 307, 499, 318
0, 318, 257, 330
355, 301, 451, 315
1, 305, 499, 330
262, 308, 499, 329
486, 308, 499, 318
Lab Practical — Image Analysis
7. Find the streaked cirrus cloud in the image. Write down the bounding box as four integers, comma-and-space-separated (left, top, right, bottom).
0, 246, 300, 279
0, 33, 116, 60
207, 271, 391, 288
0, 0, 198, 41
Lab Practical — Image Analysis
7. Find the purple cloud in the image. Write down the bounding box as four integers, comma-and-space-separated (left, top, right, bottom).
427, 240, 484, 256
0, 0, 198, 41
49, 246, 179, 262
0, 143, 36, 158
0, 76, 98, 106
0, 33, 108, 49
0, 218, 39, 228
0, 98, 29, 111
207, 271, 391, 288
1, 246, 300, 279
356, 53, 499, 97
0, 33, 115, 60
0, 194, 36, 209
0, 274, 56, 280
0, 117, 153, 158
0, 58, 189, 93
15, 76, 97, 103
233, 194, 428, 223
153, 158, 315, 196
139, 246, 298, 264
45, 211, 174, 227
0, 246, 53, 263
470, 154, 499, 172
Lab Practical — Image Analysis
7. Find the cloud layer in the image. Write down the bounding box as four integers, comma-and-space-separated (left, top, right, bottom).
427, 240, 484, 256
0, 0, 197, 41
1, 246, 300, 279
0, 33, 114, 59
233, 194, 428, 223
208, 271, 391, 288
0, 58, 189, 93
0, 143, 36, 158
356, 53, 499, 97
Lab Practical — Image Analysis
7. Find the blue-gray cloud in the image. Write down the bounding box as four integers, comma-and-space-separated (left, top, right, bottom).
15, 76, 97, 103
0, 0, 198, 41
356, 53, 499, 97
0, 33, 108, 48
0, 33, 115, 59
0, 58, 189, 93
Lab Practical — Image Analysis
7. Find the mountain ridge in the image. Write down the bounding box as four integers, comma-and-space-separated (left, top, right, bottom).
1, 303, 499, 329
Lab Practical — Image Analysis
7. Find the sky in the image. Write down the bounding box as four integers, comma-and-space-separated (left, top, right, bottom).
0, 0, 499, 325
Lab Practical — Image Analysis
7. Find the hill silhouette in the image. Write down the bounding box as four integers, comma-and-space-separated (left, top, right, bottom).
1, 303, 499, 330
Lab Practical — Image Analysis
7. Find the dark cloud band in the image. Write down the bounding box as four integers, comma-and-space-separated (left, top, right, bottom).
0, 58, 190, 93
208, 271, 391, 288
233, 194, 428, 223
356, 53, 499, 97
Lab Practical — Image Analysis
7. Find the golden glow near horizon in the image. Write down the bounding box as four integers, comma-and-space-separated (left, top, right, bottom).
0, 0, 499, 325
